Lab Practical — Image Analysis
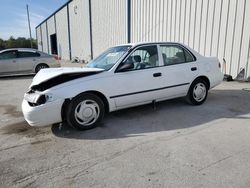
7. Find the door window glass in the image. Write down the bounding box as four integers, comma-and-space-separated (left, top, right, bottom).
160, 45, 194, 65
0, 51, 17, 60
184, 49, 195, 62
121, 45, 159, 71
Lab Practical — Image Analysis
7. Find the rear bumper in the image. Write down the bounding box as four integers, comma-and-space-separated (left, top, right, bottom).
22, 99, 64, 127
210, 72, 224, 89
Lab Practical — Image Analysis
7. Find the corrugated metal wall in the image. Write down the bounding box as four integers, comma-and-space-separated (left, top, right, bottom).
55, 6, 70, 60
47, 16, 56, 54
91, 0, 128, 57
36, 26, 42, 51
68, 0, 91, 61
41, 23, 48, 53
36, 0, 250, 79
131, 0, 250, 79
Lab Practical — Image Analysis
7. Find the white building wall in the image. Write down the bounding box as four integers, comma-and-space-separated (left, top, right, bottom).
36, 26, 42, 51
55, 6, 70, 60
91, 0, 128, 57
47, 16, 56, 54
131, 0, 250, 79
69, 0, 91, 62
239, 0, 250, 80
36, 0, 250, 79
41, 23, 48, 53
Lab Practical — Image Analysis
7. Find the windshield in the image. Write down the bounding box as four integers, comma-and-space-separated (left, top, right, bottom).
86, 45, 131, 70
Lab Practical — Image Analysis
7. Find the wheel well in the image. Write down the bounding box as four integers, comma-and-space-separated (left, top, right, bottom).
195, 76, 210, 89
61, 91, 110, 120
35, 63, 49, 73
61, 99, 70, 121
86, 91, 110, 113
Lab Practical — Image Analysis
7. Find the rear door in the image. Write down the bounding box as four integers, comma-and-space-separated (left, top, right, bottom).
17, 51, 41, 72
158, 44, 198, 98
0, 50, 18, 74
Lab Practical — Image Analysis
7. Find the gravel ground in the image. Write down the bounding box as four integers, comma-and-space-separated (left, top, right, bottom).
0, 76, 250, 188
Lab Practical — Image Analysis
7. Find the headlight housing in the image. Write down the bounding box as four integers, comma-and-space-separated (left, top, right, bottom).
44, 93, 54, 102
36, 95, 46, 105
37, 93, 55, 104
26, 93, 55, 106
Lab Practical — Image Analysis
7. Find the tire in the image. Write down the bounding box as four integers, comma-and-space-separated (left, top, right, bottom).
186, 78, 208, 105
35, 63, 49, 73
66, 93, 105, 130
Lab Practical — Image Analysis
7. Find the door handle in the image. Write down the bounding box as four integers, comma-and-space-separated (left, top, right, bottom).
12, 60, 16, 63
153, 72, 162, 77
191, 67, 197, 71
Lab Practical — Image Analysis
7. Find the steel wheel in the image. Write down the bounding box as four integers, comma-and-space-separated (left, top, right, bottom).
186, 78, 208, 105
66, 93, 105, 130
74, 100, 100, 126
193, 83, 207, 102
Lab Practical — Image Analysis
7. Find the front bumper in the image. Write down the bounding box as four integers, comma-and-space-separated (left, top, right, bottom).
22, 98, 64, 127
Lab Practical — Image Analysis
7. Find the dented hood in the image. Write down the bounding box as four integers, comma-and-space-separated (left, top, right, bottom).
30, 67, 104, 90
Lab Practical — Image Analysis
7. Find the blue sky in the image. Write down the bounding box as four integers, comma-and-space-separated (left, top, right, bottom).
0, 0, 68, 40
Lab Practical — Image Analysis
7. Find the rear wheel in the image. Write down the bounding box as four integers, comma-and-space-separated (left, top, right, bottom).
66, 93, 105, 130
35, 63, 49, 73
186, 78, 208, 105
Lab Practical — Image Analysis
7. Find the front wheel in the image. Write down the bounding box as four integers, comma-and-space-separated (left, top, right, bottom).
186, 78, 208, 105
66, 93, 105, 130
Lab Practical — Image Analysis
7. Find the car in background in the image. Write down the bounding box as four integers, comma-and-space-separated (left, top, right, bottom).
22, 42, 223, 130
0, 48, 60, 76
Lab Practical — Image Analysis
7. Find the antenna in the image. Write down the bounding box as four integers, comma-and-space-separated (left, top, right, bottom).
26, 4, 33, 48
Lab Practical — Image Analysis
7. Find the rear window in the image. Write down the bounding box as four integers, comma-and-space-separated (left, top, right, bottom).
18, 51, 40, 58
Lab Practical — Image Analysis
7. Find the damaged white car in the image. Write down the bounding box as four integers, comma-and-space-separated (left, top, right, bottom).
22, 42, 223, 130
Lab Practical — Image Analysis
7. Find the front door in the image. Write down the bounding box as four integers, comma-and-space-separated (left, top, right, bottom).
0, 50, 18, 74
110, 45, 164, 108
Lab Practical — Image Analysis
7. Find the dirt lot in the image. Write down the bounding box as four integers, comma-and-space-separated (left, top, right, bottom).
0, 76, 250, 188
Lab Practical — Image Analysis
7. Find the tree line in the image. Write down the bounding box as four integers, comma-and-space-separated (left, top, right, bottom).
0, 37, 37, 51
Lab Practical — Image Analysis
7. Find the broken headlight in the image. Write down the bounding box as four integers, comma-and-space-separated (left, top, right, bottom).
26, 93, 55, 106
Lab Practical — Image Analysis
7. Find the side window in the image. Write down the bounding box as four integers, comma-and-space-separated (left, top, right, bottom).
160, 45, 194, 65
18, 52, 40, 58
184, 49, 195, 62
0, 51, 17, 60
122, 45, 159, 71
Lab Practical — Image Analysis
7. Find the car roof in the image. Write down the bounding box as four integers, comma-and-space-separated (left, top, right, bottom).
115, 41, 203, 59
0, 48, 39, 53
115, 41, 185, 47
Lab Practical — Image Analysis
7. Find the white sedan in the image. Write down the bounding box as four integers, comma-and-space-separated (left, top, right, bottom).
22, 42, 223, 130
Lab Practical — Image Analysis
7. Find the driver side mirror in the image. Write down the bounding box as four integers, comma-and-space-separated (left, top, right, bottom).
116, 62, 134, 72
